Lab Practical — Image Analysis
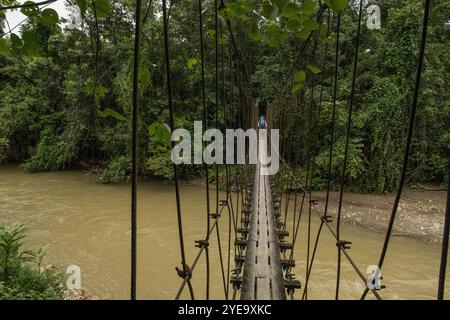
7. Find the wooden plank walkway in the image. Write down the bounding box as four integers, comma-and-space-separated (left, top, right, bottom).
241, 141, 286, 300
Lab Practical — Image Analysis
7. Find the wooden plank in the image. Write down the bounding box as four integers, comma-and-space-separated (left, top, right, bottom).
256, 170, 270, 299
241, 139, 286, 300
241, 165, 259, 299
265, 174, 287, 300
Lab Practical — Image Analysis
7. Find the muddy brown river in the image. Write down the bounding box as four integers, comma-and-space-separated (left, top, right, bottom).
0, 165, 448, 299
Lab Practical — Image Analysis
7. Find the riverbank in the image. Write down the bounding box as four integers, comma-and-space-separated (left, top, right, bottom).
311, 188, 447, 244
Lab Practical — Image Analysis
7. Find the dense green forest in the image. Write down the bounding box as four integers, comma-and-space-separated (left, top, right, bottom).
0, 0, 448, 192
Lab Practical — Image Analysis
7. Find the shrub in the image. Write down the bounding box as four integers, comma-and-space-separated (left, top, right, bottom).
0, 224, 66, 300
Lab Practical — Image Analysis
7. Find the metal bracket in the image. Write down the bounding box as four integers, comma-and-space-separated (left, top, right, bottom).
209, 212, 220, 219
195, 239, 209, 249
336, 240, 352, 250
175, 263, 192, 279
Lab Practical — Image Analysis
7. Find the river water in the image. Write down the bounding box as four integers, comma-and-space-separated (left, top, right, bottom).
0, 165, 448, 300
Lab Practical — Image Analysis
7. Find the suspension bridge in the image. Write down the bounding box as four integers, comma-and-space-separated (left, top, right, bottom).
127, 0, 448, 301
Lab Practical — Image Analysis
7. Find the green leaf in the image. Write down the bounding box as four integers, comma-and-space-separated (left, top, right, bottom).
148, 121, 171, 144
303, 19, 319, 31
307, 64, 321, 74
86, 81, 108, 97
265, 23, 282, 37
262, 0, 274, 18
10, 33, 22, 49
272, 0, 288, 10
325, 0, 349, 12
301, 0, 316, 15
98, 108, 125, 121
40, 8, 59, 26
294, 70, 306, 83
93, 0, 112, 19
21, 1, 39, 17
248, 21, 262, 41
187, 57, 199, 69
297, 28, 311, 39
292, 82, 303, 93
139, 67, 151, 88
281, 2, 300, 18
75, 0, 87, 16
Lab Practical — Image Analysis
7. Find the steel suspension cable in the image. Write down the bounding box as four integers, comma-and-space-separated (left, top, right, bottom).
162, 0, 194, 300
197, 0, 212, 300
323, 12, 341, 225
214, 0, 228, 298
335, 0, 364, 300
360, 0, 431, 300
302, 9, 332, 299
130, 0, 142, 301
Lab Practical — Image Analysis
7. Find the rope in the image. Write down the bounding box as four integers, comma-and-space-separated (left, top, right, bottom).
335, 0, 364, 300
197, 0, 212, 300
279, 157, 382, 300
213, 0, 228, 298
438, 163, 450, 300
130, 0, 142, 301
323, 12, 341, 224
302, 9, 332, 299
361, 0, 431, 300
162, 0, 194, 300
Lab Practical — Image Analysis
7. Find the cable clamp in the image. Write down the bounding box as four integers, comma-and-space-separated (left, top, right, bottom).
336, 240, 352, 250
175, 263, 192, 280
285, 273, 301, 295
219, 199, 228, 206
195, 239, 209, 249
209, 212, 220, 219
321, 215, 333, 223
309, 199, 319, 205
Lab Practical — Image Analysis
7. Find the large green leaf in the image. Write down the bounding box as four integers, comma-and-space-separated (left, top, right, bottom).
148, 121, 171, 144
297, 28, 311, 39
40, 8, 59, 26
139, 67, 151, 88
301, 0, 316, 15
262, 0, 274, 18
265, 23, 282, 37
303, 19, 319, 31
272, 0, 288, 10
248, 21, 262, 41
93, 0, 112, 19
294, 70, 306, 83
75, 0, 87, 16
21, 1, 39, 17
281, 2, 300, 18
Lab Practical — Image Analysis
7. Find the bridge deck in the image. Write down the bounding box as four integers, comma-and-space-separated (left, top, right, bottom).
241, 161, 286, 300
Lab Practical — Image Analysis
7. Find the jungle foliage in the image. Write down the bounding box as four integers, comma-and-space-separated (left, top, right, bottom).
0, 0, 448, 192
0, 224, 65, 299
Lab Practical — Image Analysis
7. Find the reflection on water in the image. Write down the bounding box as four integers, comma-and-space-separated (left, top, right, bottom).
0, 165, 448, 299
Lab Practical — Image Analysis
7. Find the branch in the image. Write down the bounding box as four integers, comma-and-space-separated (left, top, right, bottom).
0, 0, 58, 11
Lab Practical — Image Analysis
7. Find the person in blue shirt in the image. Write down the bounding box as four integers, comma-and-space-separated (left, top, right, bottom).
258, 116, 268, 129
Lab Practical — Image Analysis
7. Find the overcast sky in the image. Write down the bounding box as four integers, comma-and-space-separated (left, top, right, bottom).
5, 0, 69, 33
